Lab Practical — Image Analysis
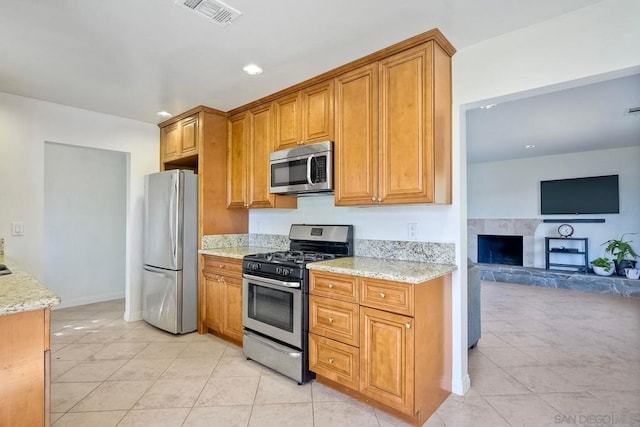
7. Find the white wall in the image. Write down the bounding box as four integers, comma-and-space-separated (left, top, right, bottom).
251, 0, 640, 395
44, 143, 128, 308
0, 92, 158, 319
251, 196, 456, 242
468, 147, 640, 267
451, 0, 640, 394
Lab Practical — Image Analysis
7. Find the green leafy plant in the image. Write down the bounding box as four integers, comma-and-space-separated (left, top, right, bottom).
591, 257, 613, 272
602, 233, 638, 265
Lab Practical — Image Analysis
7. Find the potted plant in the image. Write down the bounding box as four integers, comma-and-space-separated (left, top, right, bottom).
602, 233, 638, 276
591, 257, 614, 276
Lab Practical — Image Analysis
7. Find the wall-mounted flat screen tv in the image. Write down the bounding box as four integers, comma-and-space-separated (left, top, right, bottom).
540, 175, 619, 215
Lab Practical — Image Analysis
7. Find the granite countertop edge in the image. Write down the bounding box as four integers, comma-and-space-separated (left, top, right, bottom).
0, 256, 61, 315
198, 246, 283, 260
306, 257, 458, 284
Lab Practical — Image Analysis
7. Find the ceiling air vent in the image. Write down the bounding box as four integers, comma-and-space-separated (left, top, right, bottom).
175, 0, 242, 27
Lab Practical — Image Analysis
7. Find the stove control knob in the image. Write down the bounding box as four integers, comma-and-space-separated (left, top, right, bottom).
276, 267, 291, 276
247, 262, 261, 271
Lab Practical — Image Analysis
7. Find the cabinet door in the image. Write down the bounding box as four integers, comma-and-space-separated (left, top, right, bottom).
180, 115, 198, 157
360, 307, 414, 415
301, 80, 334, 144
202, 273, 223, 332
161, 122, 180, 162
334, 64, 378, 206
378, 43, 434, 204
227, 113, 248, 209
273, 92, 301, 150
221, 275, 244, 342
0, 309, 46, 427
248, 105, 275, 208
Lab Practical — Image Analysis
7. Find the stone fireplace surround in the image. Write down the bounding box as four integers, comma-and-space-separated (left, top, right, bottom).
467, 219, 640, 297
468, 219, 542, 267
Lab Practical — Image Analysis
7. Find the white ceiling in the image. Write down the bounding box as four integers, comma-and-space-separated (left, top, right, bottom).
4, 0, 635, 164
466, 73, 640, 163
0, 0, 605, 125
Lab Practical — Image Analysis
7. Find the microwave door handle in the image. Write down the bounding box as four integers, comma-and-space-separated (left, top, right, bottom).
306, 155, 314, 185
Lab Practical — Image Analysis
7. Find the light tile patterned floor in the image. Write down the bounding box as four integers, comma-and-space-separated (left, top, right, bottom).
50, 282, 640, 426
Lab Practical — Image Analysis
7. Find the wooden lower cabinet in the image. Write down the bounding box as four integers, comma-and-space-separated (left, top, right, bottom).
309, 334, 359, 391
359, 306, 414, 414
309, 270, 452, 426
0, 308, 51, 427
199, 255, 243, 344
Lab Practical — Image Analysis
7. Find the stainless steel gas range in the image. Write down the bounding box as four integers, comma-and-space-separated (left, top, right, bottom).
242, 224, 354, 384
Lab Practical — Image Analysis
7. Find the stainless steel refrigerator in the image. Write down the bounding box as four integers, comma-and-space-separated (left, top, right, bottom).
142, 170, 198, 334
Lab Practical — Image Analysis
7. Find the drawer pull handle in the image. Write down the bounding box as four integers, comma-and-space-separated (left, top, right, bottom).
328, 317, 334, 324
219, 264, 225, 268
405, 323, 411, 329
328, 283, 334, 288
380, 292, 385, 298
328, 357, 335, 364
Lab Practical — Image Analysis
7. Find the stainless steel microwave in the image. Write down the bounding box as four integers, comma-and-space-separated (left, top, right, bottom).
269, 141, 333, 195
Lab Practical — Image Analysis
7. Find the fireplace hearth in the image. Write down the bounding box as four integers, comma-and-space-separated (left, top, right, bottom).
478, 234, 523, 266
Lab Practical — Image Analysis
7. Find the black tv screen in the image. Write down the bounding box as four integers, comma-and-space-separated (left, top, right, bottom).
540, 175, 619, 215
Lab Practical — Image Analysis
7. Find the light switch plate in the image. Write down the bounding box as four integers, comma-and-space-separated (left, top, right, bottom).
12, 221, 24, 236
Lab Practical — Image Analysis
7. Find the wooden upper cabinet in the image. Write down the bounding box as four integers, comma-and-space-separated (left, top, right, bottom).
273, 93, 301, 150
248, 104, 276, 208
228, 106, 297, 210
273, 80, 335, 150
301, 80, 334, 144
161, 121, 180, 162
160, 113, 199, 165
334, 64, 378, 206
334, 41, 452, 206
227, 113, 248, 209
378, 44, 433, 205
180, 116, 198, 157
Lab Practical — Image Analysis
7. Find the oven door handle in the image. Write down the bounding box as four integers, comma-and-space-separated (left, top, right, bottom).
243, 274, 301, 288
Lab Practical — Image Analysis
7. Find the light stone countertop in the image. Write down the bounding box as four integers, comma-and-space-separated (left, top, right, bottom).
0, 256, 61, 315
307, 257, 458, 284
198, 246, 283, 260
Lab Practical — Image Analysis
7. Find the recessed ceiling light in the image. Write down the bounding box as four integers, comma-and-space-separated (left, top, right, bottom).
157, 111, 172, 119
480, 104, 497, 110
525, 144, 536, 149
243, 64, 263, 76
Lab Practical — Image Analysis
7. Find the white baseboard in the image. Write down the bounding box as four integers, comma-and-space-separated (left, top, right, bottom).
52, 292, 125, 310
125, 310, 143, 322
451, 373, 471, 396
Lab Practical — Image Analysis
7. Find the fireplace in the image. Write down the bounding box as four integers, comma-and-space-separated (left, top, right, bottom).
478, 234, 523, 266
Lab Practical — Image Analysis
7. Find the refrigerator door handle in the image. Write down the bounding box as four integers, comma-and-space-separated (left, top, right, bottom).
169, 174, 178, 266
143, 265, 175, 277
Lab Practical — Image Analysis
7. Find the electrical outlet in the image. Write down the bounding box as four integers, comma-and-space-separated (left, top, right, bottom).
12, 221, 24, 236
407, 223, 417, 240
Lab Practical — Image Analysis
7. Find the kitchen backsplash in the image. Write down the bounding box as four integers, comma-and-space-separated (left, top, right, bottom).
355, 239, 455, 264
202, 234, 455, 265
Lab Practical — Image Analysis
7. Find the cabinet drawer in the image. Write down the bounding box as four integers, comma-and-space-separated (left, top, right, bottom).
309, 334, 359, 391
309, 296, 359, 346
309, 271, 358, 302
360, 278, 414, 316
202, 255, 242, 277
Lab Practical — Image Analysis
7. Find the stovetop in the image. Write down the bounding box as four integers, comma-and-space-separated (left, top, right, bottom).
245, 250, 336, 266
242, 224, 353, 282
